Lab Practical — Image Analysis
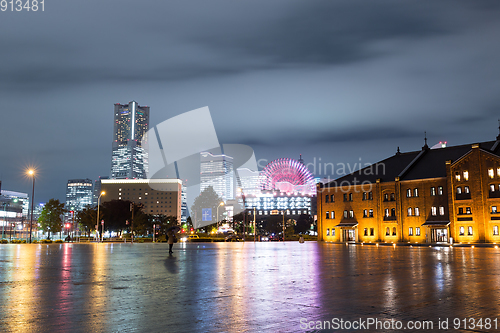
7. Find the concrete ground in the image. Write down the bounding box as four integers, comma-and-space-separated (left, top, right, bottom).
1, 242, 500, 332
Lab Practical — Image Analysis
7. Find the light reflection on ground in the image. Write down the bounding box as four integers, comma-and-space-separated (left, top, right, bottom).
0, 243, 499, 332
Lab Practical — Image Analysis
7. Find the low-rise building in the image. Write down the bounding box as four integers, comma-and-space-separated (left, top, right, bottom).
101, 179, 182, 220
318, 131, 500, 244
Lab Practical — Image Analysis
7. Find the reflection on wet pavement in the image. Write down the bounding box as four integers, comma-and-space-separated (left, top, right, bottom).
1, 242, 499, 332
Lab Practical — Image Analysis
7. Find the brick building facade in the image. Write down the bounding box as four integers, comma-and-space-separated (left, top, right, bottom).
318, 133, 500, 244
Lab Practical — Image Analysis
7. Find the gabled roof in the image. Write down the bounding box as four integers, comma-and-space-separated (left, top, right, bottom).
323, 140, 500, 187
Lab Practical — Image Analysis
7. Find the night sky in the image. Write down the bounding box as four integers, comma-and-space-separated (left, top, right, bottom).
1, 0, 500, 204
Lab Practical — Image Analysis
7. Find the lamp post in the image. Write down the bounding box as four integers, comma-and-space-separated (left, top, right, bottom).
216, 201, 224, 231
28, 169, 35, 243
282, 210, 286, 242
97, 191, 105, 242
238, 188, 247, 241
2, 202, 7, 240
254, 207, 256, 242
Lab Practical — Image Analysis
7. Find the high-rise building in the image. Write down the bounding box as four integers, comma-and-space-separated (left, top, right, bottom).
200, 152, 234, 201
111, 101, 149, 179
181, 181, 187, 224
93, 176, 109, 206
66, 179, 93, 212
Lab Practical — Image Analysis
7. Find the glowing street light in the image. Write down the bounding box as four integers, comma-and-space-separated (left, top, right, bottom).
97, 191, 105, 242
27, 169, 35, 243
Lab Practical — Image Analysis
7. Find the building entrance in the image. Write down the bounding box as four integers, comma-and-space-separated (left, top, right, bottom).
343, 229, 356, 242
431, 228, 448, 243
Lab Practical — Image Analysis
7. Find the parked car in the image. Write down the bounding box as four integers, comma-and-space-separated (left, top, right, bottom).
225, 234, 243, 242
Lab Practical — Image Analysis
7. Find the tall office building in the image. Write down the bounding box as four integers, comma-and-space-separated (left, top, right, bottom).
66, 179, 93, 212
93, 176, 109, 206
200, 152, 234, 201
111, 101, 149, 179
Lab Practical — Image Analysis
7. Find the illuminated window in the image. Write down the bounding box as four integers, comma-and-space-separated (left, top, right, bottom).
325, 211, 330, 219
331, 194, 334, 202
463, 171, 469, 181
390, 193, 395, 201
363, 192, 367, 200
385, 208, 389, 217
407, 207, 412, 216
344, 210, 348, 218
466, 207, 472, 214
349, 210, 354, 218
468, 226, 473, 236
491, 184, 495, 192
369, 209, 373, 217
368, 192, 373, 200
489, 168, 495, 178
494, 226, 499, 236
386, 227, 390, 236
406, 189, 412, 198
326, 228, 330, 236
492, 206, 498, 214
416, 227, 421, 236
331, 211, 335, 219
392, 227, 397, 236
431, 206, 437, 216
349, 193, 353, 201
414, 188, 419, 197
438, 186, 443, 195
456, 187, 462, 194
464, 186, 470, 194
409, 227, 413, 236
391, 208, 396, 217
364, 228, 368, 236
430, 187, 436, 196
498, 168, 500, 177
370, 228, 374, 236
363, 209, 368, 218
384, 193, 388, 201
415, 207, 420, 216
459, 226, 464, 236
332, 229, 335, 236
455, 172, 461, 181
439, 206, 445, 215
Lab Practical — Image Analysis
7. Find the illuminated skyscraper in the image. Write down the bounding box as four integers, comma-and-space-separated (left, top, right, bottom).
200, 152, 234, 201
66, 179, 93, 212
111, 101, 149, 179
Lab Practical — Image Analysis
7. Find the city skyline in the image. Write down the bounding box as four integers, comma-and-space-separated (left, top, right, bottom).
1, 1, 500, 204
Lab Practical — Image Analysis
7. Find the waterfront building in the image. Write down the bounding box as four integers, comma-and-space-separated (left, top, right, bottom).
318, 131, 500, 244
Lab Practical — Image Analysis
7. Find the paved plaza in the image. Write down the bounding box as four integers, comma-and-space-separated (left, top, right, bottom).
1, 242, 500, 332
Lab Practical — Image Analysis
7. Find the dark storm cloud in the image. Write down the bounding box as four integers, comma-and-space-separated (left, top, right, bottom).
1, 0, 500, 202
0, 0, 454, 91
192, 1, 447, 66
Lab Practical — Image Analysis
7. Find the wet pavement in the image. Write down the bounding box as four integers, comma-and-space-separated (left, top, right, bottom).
1, 242, 500, 332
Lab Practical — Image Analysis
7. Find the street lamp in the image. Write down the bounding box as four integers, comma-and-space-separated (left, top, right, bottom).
28, 169, 35, 243
97, 191, 105, 242
216, 201, 224, 231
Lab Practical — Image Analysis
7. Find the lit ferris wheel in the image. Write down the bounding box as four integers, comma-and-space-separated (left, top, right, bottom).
259, 158, 315, 195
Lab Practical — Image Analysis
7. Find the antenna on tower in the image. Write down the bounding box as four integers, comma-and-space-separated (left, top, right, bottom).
423, 131, 429, 150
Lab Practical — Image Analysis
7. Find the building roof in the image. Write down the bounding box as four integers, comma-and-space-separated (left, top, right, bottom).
322, 139, 500, 187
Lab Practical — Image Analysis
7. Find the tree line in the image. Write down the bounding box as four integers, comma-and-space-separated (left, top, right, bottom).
38, 198, 188, 240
